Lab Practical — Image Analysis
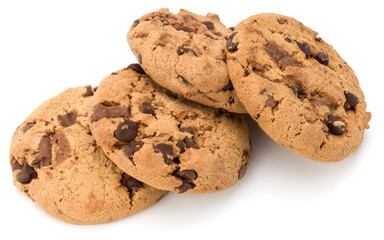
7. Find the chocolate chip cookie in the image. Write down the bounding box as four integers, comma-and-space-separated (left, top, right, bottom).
226, 13, 371, 162
127, 8, 246, 113
88, 65, 251, 194
10, 86, 167, 224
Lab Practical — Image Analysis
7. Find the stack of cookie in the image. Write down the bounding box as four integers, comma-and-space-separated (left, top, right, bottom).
10, 8, 371, 225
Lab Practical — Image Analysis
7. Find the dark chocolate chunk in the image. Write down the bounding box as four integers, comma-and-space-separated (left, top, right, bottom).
285, 37, 292, 43
176, 26, 194, 32
126, 63, 146, 74
327, 115, 345, 135
141, 102, 157, 115
285, 84, 306, 98
114, 120, 138, 143
138, 54, 143, 64
184, 137, 195, 148
111, 72, 118, 75
176, 140, 185, 154
227, 32, 239, 52
121, 173, 143, 192
265, 95, 278, 108
229, 27, 235, 31
90, 104, 130, 122
122, 141, 144, 160
279, 56, 300, 69
177, 181, 194, 193
344, 91, 359, 111
173, 157, 181, 164
238, 165, 247, 180
244, 69, 250, 77
177, 47, 197, 57
222, 81, 234, 91
179, 127, 194, 134
175, 169, 197, 181
16, 164, 37, 184
132, 19, 140, 27
266, 42, 287, 63
21, 122, 36, 133
52, 132, 70, 165
277, 18, 287, 24
296, 42, 312, 58
315, 50, 329, 66
161, 17, 170, 25
201, 21, 214, 30
32, 135, 52, 168
57, 111, 77, 127
83, 86, 94, 97
12, 159, 23, 171
154, 143, 174, 164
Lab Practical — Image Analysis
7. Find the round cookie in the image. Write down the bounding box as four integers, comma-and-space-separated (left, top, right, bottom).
10, 86, 166, 224
226, 13, 371, 162
127, 8, 246, 113
88, 64, 251, 194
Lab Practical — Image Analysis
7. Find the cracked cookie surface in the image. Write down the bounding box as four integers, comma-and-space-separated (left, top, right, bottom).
88, 65, 251, 194
226, 13, 371, 162
127, 8, 246, 113
10, 86, 166, 224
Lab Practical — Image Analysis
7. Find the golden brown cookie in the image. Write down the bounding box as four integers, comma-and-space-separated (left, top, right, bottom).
127, 8, 246, 113
10, 86, 166, 224
226, 13, 371, 162
88, 65, 251, 194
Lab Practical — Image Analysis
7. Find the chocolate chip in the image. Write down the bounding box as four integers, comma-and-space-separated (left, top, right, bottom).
296, 42, 312, 58
121, 173, 143, 192
227, 32, 238, 52
285, 84, 306, 98
266, 42, 287, 63
132, 19, 140, 27
184, 137, 195, 148
179, 127, 194, 134
32, 135, 52, 168
83, 86, 94, 97
285, 37, 292, 43
126, 63, 146, 74
222, 81, 234, 91
114, 120, 138, 143
279, 56, 300, 69
201, 21, 214, 30
111, 72, 118, 75
179, 75, 192, 86
21, 122, 36, 133
244, 69, 250, 77
52, 132, 70, 165
177, 181, 194, 193
161, 17, 170, 25
138, 54, 143, 64
251, 61, 264, 73
12, 159, 23, 171
327, 115, 345, 135
176, 26, 194, 32
175, 169, 197, 181
57, 111, 77, 127
154, 143, 174, 164
177, 47, 197, 57
141, 102, 157, 115
315, 50, 329, 66
344, 91, 359, 111
229, 27, 235, 31
238, 165, 247, 180
277, 18, 287, 24
265, 95, 278, 108
176, 140, 185, 154
259, 88, 267, 95
16, 164, 37, 184
90, 104, 130, 122
122, 141, 144, 160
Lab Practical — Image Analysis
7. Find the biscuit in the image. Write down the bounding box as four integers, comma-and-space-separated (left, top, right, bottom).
226, 13, 371, 162
88, 65, 251, 194
10, 86, 166, 224
127, 8, 246, 113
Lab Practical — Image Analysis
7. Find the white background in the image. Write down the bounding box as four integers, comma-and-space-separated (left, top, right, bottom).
0, 0, 383, 239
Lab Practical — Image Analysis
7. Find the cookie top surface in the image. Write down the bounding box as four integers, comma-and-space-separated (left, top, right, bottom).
226, 13, 371, 162
127, 8, 246, 113
10, 86, 166, 224
88, 65, 251, 194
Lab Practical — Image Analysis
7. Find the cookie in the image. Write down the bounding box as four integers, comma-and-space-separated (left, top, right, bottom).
127, 8, 247, 113
88, 65, 251, 194
10, 86, 167, 224
226, 13, 371, 162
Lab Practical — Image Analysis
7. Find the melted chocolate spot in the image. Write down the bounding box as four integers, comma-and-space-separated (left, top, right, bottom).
122, 141, 144, 160
52, 132, 70, 165
141, 102, 157, 115
176, 26, 194, 33
227, 32, 238, 52
121, 173, 143, 192
154, 143, 174, 164
296, 42, 312, 58
57, 111, 77, 127
201, 21, 214, 30
32, 135, 52, 168
177, 47, 197, 57
16, 164, 37, 184
90, 104, 130, 122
